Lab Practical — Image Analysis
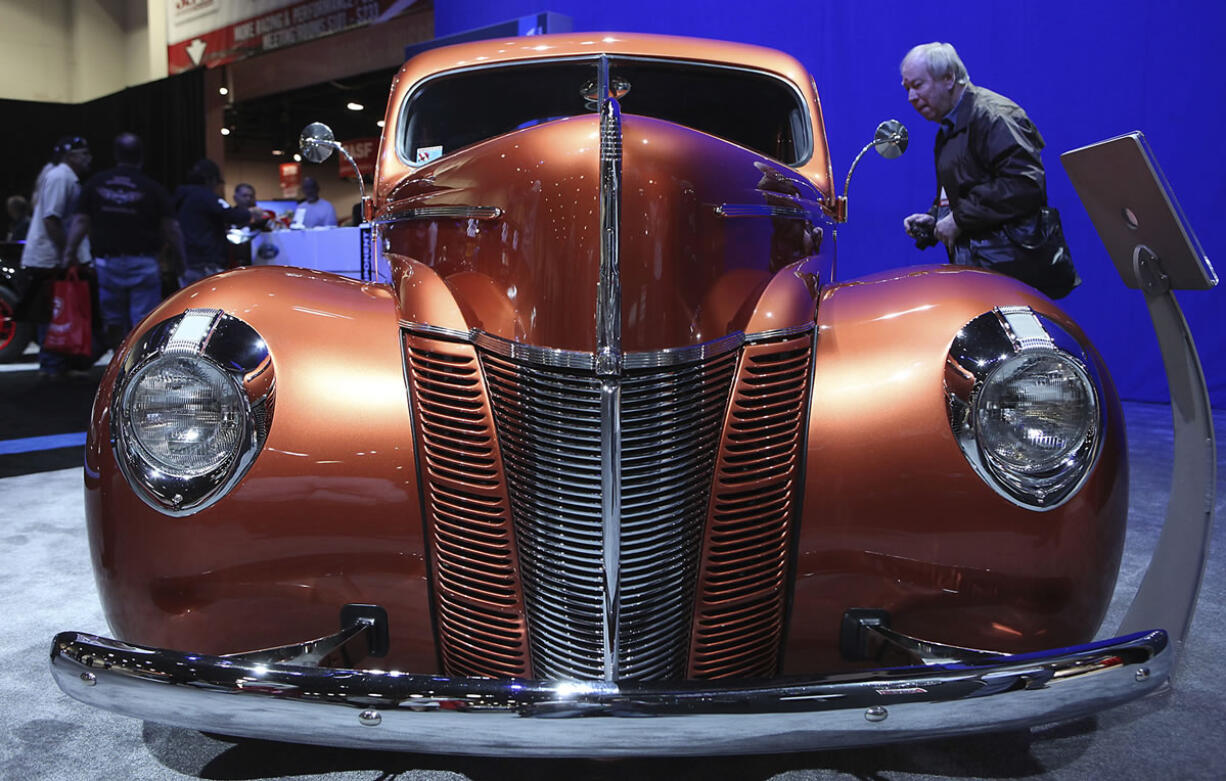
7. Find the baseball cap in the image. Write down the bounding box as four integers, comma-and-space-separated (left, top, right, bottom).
54, 136, 90, 153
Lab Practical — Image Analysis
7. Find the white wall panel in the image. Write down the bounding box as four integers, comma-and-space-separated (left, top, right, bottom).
0, 0, 165, 103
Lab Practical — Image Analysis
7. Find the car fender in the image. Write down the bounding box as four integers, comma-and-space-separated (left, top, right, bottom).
784, 265, 1128, 671
84, 266, 438, 670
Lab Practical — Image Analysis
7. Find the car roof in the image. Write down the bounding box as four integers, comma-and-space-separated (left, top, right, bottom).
393, 31, 816, 91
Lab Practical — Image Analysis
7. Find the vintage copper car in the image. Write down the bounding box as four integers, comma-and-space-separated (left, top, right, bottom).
51, 33, 1177, 756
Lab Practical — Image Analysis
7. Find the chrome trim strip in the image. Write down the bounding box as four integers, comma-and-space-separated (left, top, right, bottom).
110, 309, 275, 517
715, 204, 810, 219
621, 333, 742, 369
477, 332, 597, 371
401, 322, 474, 344
399, 323, 814, 371
732, 323, 816, 345
50, 628, 1169, 757
376, 206, 503, 224
596, 64, 623, 378
596, 57, 624, 680
997, 305, 1057, 351
599, 377, 622, 679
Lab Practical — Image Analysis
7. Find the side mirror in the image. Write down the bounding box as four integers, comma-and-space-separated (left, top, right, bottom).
298, 122, 370, 219
299, 122, 337, 163
871, 119, 909, 160
825, 119, 909, 222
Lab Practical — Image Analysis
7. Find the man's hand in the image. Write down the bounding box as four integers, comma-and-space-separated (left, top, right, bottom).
904, 213, 939, 248
903, 213, 935, 239
934, 213, 961, 247
59, 214, 88, 268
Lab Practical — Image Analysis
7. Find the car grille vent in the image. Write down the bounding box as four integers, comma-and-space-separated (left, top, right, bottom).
404, 335, 532, 678
482, 348, 738, 680
690, 333, 813, 679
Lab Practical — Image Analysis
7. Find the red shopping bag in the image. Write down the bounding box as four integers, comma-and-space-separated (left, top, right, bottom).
43, 267, 92, 357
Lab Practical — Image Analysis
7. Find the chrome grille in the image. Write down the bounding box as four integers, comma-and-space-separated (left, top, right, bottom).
408, 327, 811, 682
483, 349, 738, 680
482, 354, 605, 678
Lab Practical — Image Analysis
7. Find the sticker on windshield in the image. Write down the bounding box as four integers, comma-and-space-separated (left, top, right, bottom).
416, 145, 442, 164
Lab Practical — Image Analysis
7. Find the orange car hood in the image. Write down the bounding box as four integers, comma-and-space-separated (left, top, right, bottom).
383, 114, 827, 353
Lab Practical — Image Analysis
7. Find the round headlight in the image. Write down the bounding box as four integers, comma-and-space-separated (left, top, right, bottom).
122, 354, 247, 477
947, 307, 1106, 510
975, 352, 1096, 475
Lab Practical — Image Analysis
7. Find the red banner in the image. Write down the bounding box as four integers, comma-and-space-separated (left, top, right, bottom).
168, 0, 422, 74
339, 138, 379, 180
279, 162, 302, 198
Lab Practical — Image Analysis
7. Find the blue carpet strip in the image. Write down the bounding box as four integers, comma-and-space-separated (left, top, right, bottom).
0, 432, 87, 455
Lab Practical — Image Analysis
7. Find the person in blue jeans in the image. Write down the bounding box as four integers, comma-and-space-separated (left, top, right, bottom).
63, 133, 186, 349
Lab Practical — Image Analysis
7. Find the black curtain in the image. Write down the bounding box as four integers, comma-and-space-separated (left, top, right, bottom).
1, 69, 204, 237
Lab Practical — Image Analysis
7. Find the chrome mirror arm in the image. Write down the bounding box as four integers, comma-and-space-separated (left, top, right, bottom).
828, 119, 908, 223
299, 122, 369, 212
301, 139, 367, 206
331, 142, 368, 206
839, 138, 886, 216
299, 120, 378, 282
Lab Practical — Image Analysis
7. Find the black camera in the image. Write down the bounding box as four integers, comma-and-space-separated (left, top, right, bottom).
909, 220, 938, 249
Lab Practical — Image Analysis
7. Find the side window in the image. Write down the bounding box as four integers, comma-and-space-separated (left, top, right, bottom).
400, 61, 596, 164
611, 61, 812, 165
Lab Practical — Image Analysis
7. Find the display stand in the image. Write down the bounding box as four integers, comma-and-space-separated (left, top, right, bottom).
1061, 132, 1219, 650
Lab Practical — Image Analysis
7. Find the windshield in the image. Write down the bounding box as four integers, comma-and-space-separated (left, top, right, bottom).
398, 57, 812, 167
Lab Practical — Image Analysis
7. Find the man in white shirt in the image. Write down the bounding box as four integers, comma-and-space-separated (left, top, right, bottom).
22, 137, 91, 270
21, 136, 93, 378
291, 176, 338, 228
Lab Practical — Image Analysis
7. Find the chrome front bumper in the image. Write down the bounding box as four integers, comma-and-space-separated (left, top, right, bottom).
50, 628, 1169, 757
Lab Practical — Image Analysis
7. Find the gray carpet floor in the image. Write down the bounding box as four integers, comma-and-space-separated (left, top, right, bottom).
2, 401, 1222, 780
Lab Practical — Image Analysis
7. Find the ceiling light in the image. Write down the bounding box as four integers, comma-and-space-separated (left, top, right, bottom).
376, 120, 385, 128
219, 127, 230, 136
218, 86, 229, 96
271, 149, 284, 156
293, 153, 302, 162
347, 102, 364, 112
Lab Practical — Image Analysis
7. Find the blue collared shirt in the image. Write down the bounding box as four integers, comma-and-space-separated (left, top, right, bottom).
940, 86, 968, 133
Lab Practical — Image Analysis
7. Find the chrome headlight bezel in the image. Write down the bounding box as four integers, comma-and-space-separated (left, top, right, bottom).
946, 307, 1105, 511
110, 309, 274, 516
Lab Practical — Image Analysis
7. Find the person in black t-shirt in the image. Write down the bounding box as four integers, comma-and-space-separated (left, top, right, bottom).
63, 133, 186, 348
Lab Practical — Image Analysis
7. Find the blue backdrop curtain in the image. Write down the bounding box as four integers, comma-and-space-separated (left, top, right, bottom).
434, 0, 1226, 408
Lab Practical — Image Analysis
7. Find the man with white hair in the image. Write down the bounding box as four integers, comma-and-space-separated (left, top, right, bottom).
900, 43, 1075, 297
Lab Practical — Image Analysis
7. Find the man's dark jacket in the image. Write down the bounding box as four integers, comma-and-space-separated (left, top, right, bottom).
928, 84, 1047, 236
174, 184, 249, 271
